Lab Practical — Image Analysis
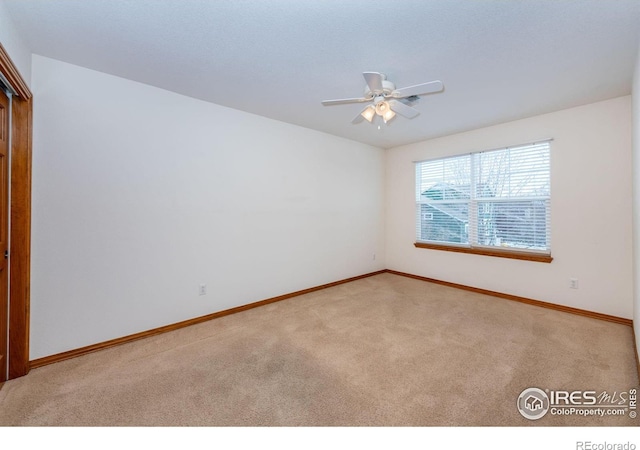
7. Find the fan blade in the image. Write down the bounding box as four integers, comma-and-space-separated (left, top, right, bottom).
391, 80, 443, 98
388, 100, 420, 119
363, 72, 384, 93
322, 97, 370, 106
352, 113, 364, 124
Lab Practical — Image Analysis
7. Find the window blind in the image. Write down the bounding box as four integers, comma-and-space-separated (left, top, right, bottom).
415, 141, 551, 254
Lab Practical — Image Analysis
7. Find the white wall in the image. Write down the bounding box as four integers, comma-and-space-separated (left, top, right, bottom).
386, 96, 633, 319
632, 44, 640, 358
0, 0, 30, 86
30, 55, 385, 359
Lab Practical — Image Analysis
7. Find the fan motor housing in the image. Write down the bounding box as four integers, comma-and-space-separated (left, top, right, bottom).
364, 79, 396, 98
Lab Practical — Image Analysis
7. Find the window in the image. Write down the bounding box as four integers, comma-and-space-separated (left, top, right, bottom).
415, 141, 551, 262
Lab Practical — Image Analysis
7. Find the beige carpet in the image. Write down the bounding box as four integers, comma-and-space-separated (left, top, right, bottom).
0, 273, 637, 426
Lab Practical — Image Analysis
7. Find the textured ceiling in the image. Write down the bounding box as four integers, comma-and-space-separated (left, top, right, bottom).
3, 0, 640, 149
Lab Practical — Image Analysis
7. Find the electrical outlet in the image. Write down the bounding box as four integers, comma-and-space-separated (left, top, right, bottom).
569, 278, 579, 289
199, 284, 207, 296
373, 253, 376, 260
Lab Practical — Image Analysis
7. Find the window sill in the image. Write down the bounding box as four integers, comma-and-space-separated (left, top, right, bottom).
413, 242, 553, 263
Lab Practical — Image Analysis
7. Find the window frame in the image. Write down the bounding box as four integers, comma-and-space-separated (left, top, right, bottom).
414, 140, 552, 263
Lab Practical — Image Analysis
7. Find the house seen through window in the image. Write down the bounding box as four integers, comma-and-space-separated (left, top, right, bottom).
415, 141, 551, 255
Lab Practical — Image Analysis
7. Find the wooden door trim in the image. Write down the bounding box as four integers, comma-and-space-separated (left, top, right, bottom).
0, 43, 32, 100
0, 42, 32, 379
0, 89, 8, 383
8, 97, 31, 378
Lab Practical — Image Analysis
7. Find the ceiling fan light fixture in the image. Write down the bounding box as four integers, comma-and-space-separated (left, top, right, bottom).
375, 99, 389, 116
322, 72, 443, 126
361, 105, 376, 122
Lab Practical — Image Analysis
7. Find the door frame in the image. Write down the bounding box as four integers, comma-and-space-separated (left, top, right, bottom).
0, 42, 32, 379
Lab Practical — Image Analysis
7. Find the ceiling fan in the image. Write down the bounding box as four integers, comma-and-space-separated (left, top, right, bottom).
322, 72, 444, 124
